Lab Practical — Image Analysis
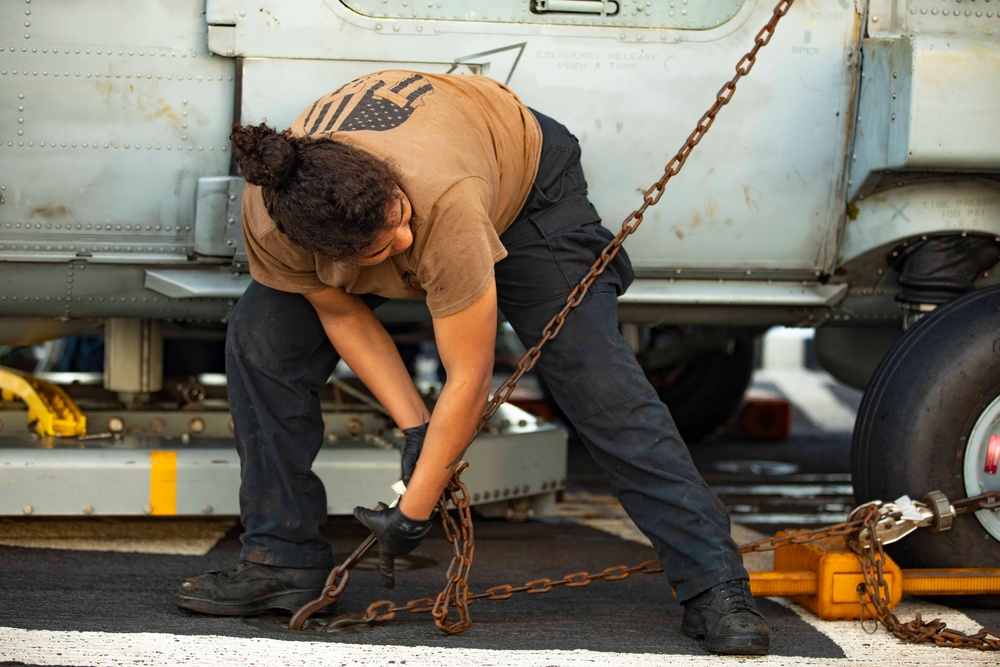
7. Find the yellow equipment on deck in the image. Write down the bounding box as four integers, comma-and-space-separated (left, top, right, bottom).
749, 535, 1000, 620
0, 366, 87, 438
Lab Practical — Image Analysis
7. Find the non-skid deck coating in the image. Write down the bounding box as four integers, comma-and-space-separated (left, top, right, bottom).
3, 368, 999, 666
2, 514, 998, 667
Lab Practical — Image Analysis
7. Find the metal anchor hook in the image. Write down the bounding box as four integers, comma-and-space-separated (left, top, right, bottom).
288, 480, 408, 630
287, 532, 375, 630
855, 494, 938, 548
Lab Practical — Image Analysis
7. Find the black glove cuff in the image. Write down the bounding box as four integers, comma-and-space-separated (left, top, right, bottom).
354, 505, 432, 555
402, 423, 429, 445
399, 423, 429, 485
389, 506, 433, 537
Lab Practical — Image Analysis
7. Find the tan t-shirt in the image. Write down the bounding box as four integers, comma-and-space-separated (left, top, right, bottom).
242, 71, 543, 318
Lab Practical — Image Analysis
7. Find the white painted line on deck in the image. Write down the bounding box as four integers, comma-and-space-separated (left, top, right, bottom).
771, 596, 998, 666
3, 621, 995, 667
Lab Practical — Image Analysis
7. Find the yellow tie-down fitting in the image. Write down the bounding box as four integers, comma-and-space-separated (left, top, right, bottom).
0, 366, 87, 437
749, 494, 999, 620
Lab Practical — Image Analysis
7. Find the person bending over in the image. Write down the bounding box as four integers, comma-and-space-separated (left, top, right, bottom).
175, 70, 769, 656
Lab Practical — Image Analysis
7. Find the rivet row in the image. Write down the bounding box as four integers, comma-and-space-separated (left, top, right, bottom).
1, 142, 225, 151
3, 223, 191, 232
0, 295, 164, 302
910, 7, 997, 17
0, 245, 190, 253
1, 70, 231, 81
1, 46, 204, 57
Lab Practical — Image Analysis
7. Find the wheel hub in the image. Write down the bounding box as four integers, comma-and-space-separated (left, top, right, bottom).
986, 435, 1000, 476
964, 394, 1000, 541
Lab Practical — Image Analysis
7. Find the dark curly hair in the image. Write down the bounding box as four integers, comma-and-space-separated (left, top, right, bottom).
230, 122, 401, 260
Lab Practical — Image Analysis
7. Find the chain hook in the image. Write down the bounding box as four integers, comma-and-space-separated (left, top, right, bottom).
857, 583, 878, 635
288, 482, 407, 629
855, 495, 938, 548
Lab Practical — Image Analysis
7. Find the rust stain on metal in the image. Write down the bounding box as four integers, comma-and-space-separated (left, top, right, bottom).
29, 204, 71, 219
145, 102, 180, 124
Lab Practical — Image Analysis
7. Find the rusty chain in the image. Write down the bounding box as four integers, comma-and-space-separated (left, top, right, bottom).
290, 0, 797, 632
478, 0, 796, 431
303, 490, 1000, 648
289, 0, 799, 632
394, 0, 797, 630
304, 472, 477, 633
409, 505, 872, 629
848, 498, 1000, 650
289, 0, 1000, 651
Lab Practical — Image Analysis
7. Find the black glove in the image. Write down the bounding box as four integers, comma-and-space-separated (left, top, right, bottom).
400, 422, 429, 485
354, 504, 432, 589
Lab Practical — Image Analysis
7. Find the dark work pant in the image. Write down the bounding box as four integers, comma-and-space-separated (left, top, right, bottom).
226, 110, 748, 601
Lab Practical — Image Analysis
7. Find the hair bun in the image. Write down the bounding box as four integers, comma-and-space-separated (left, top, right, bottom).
230, 122, 296, 188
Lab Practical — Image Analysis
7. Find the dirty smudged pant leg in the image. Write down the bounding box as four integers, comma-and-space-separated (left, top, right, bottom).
226, 281, 342, 568
496, 111, 748, 602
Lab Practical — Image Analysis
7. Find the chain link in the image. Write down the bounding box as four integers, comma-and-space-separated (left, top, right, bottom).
314, 492, 999, 652
847, 501, 1000, 650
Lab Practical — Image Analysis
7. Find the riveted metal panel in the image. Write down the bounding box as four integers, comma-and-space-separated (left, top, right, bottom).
905, 37, 1000, 169
849, 35, 1000, 199
0, 0, 235, 265
841, 180, 1000, 266
193, 176, 246, 259
224, 0, 860, 281
0, 1, 865, 329
868, 0, 1000, 37
0, 262, 236, 321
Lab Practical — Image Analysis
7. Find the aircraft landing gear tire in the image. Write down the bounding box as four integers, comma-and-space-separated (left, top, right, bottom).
645, 328, 756, 443
852, 285, 1000, 608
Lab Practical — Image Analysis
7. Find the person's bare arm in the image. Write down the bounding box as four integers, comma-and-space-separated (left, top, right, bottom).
305, 282, 497, 520
304, 287, 430, 430
398, 281, 498, 519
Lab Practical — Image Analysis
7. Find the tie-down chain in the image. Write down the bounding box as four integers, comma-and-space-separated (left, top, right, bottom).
288, 0, 999, 651
288, 0, 796, 633
846, 493, 1000, 650
294, 487, 999, 648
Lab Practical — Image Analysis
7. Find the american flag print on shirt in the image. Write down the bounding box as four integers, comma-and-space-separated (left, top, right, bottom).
301, 73, 434, 135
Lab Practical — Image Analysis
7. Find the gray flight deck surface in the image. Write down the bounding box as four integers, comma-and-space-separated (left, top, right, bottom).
2, 368, 999, 666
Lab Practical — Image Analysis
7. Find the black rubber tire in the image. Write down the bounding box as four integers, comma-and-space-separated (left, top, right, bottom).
852, 285, 1000, 607
646, 329, 756, 443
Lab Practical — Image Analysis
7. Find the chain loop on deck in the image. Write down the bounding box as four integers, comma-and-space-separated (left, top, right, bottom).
847, 499, 1000, 650
311, 491, 1000, 652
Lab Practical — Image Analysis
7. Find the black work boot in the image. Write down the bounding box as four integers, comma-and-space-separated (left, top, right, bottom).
176, 561, 330, 616
681, 578, 769, 655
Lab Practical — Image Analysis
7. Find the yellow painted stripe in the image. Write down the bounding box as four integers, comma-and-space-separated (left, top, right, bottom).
149, 451, 178, 515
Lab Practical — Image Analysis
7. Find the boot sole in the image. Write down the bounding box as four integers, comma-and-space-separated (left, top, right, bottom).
682, 626, 769, 656
176, 588, 324, 617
